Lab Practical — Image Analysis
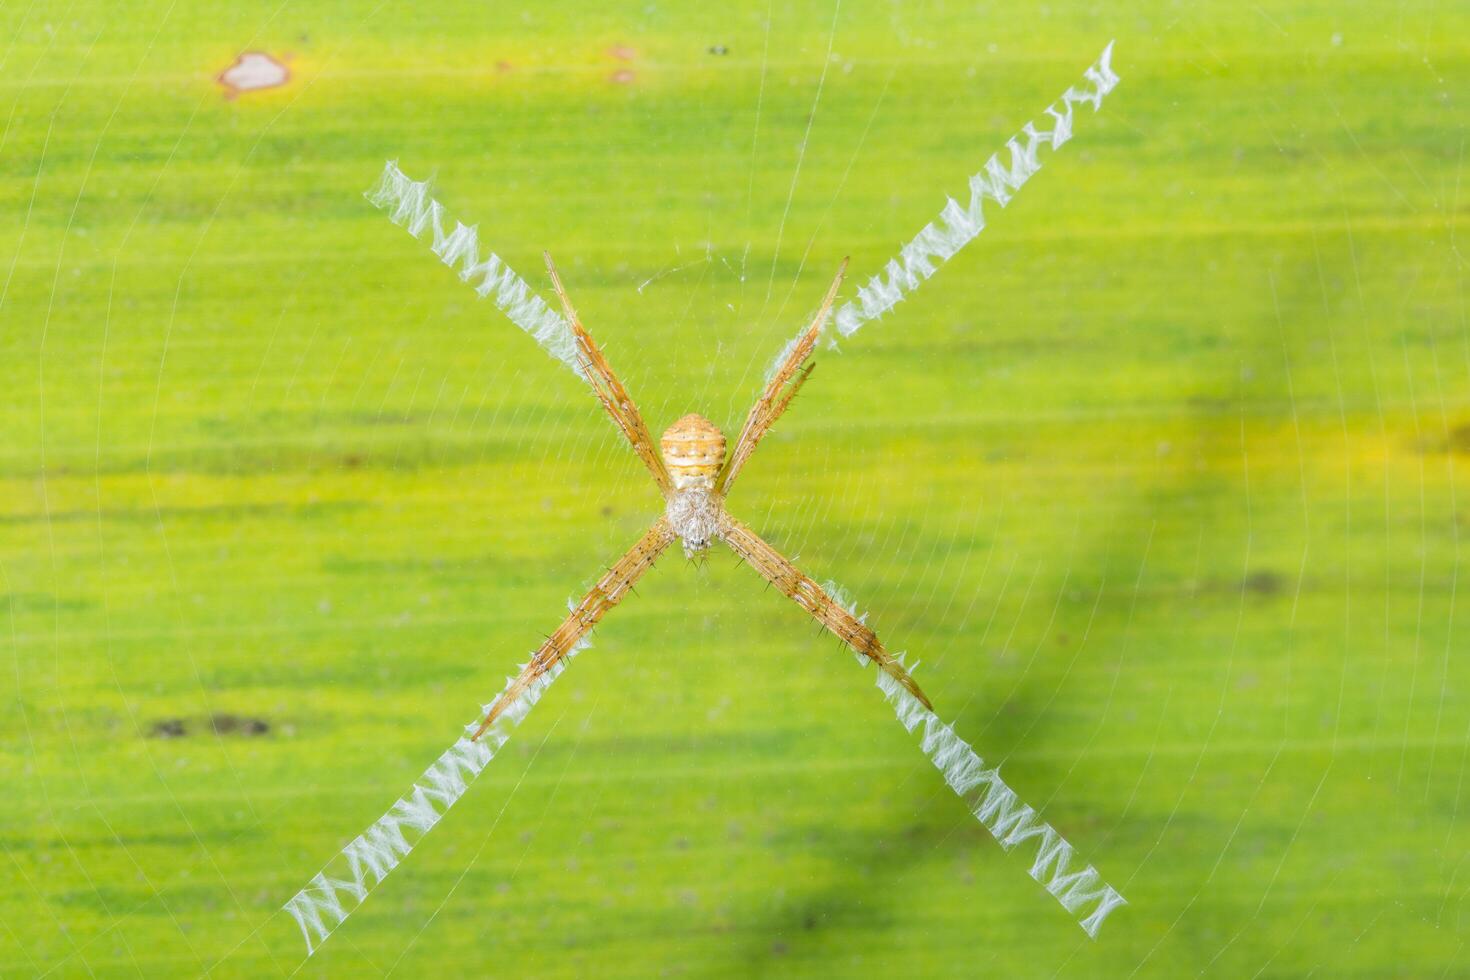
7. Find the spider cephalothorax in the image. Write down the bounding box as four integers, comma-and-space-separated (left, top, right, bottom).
661, 413, 725, 555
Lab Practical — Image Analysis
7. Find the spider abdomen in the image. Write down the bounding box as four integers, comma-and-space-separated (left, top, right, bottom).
660, 413, 726, 491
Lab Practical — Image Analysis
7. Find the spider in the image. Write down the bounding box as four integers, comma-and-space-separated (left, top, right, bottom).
471, 255, 932, 740
284, 44, 1124, 956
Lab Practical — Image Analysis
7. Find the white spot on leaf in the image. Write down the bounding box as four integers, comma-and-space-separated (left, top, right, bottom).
218, 51, 289, 97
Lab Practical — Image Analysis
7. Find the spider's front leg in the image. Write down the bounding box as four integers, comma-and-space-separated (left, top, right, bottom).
472, 516, 676, 739
544, 253, 673, 496
717, 260, 847, 495
716, 512, 933, 709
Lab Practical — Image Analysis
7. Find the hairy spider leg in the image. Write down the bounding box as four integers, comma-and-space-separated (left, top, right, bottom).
718, 259, 847, 494
471, 516, 676, 739
716, 511, 934, 710
545, 252, 673, 495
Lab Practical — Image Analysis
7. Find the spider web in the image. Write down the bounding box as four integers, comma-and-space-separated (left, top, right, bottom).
3, 1, 1468, 977
281, 47, 1125, 955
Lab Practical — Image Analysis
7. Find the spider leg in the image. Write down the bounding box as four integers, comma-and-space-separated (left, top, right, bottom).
472, 515, 676, 739
545, 253, 673, 496
715, 511, 933, 710
716, 260, 847, 495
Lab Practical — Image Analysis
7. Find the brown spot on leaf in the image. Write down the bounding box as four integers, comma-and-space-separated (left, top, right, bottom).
148, 718, 187, 739
211, 713, 270, 736
1242, 570, 1284, 595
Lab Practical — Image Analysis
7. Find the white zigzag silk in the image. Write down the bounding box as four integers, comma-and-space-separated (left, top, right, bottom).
366, 161, 586, 380
823, 575, 1126, 936
282, 629, 591, 955
869, 655, 1127, 938
831, 42, 1119, 339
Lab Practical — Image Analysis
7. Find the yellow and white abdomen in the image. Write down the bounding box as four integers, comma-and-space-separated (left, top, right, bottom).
660, 413, 726, 491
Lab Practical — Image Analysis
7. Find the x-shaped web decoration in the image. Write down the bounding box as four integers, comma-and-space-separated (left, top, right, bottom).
284, 43, 1123, 956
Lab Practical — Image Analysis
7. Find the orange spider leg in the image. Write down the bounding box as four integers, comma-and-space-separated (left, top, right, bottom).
472, 516, 676, 740
716, 511, 933, 710
545, 252, 673, 496
717, 259, 848, 495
